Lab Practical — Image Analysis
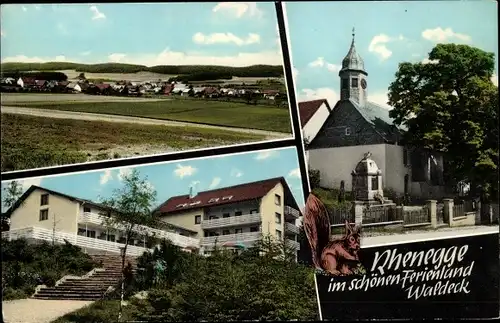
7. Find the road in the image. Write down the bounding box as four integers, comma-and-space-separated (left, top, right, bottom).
2, 299, 93, 323
1, 106, 291, 140
362, 225, 499, 248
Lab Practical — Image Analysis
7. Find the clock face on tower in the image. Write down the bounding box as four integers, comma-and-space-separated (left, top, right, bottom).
361, 79, 367, 89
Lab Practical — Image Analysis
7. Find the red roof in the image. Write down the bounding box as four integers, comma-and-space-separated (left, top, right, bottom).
156, 177, 298, 214
21, 77, 36, 85
204, 87, 219, 94
35, 80, 46, 86
298, 99, 330, 128
95, 83, 111, 90
164, 84, 174, 94
262, 90, 280, 95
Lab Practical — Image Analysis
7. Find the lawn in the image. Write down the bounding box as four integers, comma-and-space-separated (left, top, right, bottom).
5, 95, 292, 133
1, 113, 265, 172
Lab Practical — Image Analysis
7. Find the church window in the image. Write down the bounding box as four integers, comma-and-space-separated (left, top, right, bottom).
341, 79, 348, 89
345, 127, 351, 136
352, 78, 359, 88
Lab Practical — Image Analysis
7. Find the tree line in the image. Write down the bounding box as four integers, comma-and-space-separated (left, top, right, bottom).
0, 62, 284, 78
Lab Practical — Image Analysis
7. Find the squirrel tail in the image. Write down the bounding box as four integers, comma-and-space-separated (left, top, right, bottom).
303, 194, 331, 269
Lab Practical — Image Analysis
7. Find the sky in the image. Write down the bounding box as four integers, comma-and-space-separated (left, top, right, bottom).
1, 147, 306, 212
285, 0, 499, 109
0, 3, 283, 66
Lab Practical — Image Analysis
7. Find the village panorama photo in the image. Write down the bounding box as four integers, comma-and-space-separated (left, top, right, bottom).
285, 0, 499, 246
0, 3, 293, 173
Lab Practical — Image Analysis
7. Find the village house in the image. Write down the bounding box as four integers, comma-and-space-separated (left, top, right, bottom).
66, 82, 83, 93
262, 90, 280, 100
1, 185, 200, 256
301, 31, 448, 200
156, 177, 301, 257
17, 77, 36, 88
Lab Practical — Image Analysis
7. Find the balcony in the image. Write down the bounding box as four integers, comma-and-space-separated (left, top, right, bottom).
78, 212, 199, 248
201, 231, 262, 247
3, 227, 151, 257
201, 213, 261, 230
284, 206, 301, 220
286, 239, 300, 250
284, 222, 300, 235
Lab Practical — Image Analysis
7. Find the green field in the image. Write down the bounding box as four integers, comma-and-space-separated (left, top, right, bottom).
1, 114, 265, 172
9, 98, 292, 133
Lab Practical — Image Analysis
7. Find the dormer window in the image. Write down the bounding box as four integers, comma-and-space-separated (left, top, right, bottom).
208, 198, 219, 203
345, 127, 351, 136
189, 201, 201, 206
176, 203, 188, 208
352, 78, 358, 88
222, 195, 233, 201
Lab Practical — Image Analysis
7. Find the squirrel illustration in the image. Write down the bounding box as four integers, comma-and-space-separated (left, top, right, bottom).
304, 194, 362, 276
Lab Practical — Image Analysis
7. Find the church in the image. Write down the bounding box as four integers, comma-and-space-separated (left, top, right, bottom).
299, 30, 448, 200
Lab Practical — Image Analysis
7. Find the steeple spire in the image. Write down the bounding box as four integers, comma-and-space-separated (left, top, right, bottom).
352, 27, 355, 43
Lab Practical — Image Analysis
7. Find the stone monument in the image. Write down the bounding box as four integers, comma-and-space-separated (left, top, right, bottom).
351, 152, 396, 224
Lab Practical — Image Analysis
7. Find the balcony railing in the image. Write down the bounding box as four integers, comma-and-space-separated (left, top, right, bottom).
3, 227, 151, 256
286, 239, 300, 250
201, 231, 262, 246
201, 213, 261, 230
284, 222, 300, 235
78, 212, 199, 248
284, 206, 301, 219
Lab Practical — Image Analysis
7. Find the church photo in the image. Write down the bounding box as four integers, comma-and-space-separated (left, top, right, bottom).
285, 1, 498, 236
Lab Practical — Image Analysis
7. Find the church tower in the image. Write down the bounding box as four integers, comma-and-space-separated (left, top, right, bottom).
339, 28, 368, 106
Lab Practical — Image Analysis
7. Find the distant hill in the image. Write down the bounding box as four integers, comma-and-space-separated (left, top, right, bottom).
0, 62, 284, 78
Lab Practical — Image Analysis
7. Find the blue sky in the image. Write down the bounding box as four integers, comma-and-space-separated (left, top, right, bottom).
1, 147, 305, 212
285, 0, 499, 108
0, 3, 282, 66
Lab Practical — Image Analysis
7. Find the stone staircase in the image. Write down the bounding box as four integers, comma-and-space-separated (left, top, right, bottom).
32, 254, 137, 301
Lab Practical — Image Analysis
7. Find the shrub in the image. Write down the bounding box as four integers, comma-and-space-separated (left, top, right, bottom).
309, 169, 320, 189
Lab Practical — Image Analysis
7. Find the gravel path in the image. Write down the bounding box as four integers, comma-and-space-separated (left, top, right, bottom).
362, 225, 499, 248
1, 106, 290, 140
2, 299, 93, 323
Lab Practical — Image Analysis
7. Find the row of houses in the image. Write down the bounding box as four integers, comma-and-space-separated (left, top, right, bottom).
2, 177, 302, 259
1, 76, 283, 100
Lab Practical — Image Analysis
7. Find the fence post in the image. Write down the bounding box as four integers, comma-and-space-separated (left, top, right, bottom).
443, 198, 454, 226
353, 201, 364, 226
426, 200, 437, 228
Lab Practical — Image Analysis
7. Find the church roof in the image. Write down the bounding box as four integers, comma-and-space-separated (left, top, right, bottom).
298, 99, 330, 127
350, 99, 406, 141
341, 30, 366, 73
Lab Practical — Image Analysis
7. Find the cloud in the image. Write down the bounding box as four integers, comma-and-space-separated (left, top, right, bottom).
35, 5, 41, 10
100, 170, 113, 185
298, 87, 338, 107
212, 2, 263, 18
108, 53, 127, 62
90, 5, 106, 20
370, 92, 391, 109
117, 167, 132, 181
55, 55, 66, 61
193, 32, 260, 46
174, 164, 197, 178
288, 168, 301, 178
208, 177, 222, 189
1, 30, 5, 38
230, 169, 243, 177
3, 48, 283, 67
421, 27, 471, 43
99, 48, 283, 67
492, 73, 498, 87
292, 67, 299, 80
308, 57, 341, 73
254, 150, 278, 160
22, 6, 27, 12
368, 34, 397, 60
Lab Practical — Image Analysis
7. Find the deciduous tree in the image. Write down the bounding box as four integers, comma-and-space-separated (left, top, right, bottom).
388, 43, 498, 199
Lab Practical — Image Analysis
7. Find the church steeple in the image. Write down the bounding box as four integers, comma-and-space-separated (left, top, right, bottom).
339, 27, 368, 106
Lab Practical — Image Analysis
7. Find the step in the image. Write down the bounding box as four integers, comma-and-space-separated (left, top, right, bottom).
39, 288, 108, 294
33, 295, 103, 300
35, 292, 104, 298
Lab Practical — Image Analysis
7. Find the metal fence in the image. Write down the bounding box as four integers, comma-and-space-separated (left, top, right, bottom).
402, 206, 430, 225
329, 206, 355, 226
453, 204, 465, 218
363, 205, 401, 224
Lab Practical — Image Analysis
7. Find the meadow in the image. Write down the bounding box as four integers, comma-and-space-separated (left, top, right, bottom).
4, 93, 292, 133
1, 113, 264, 172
